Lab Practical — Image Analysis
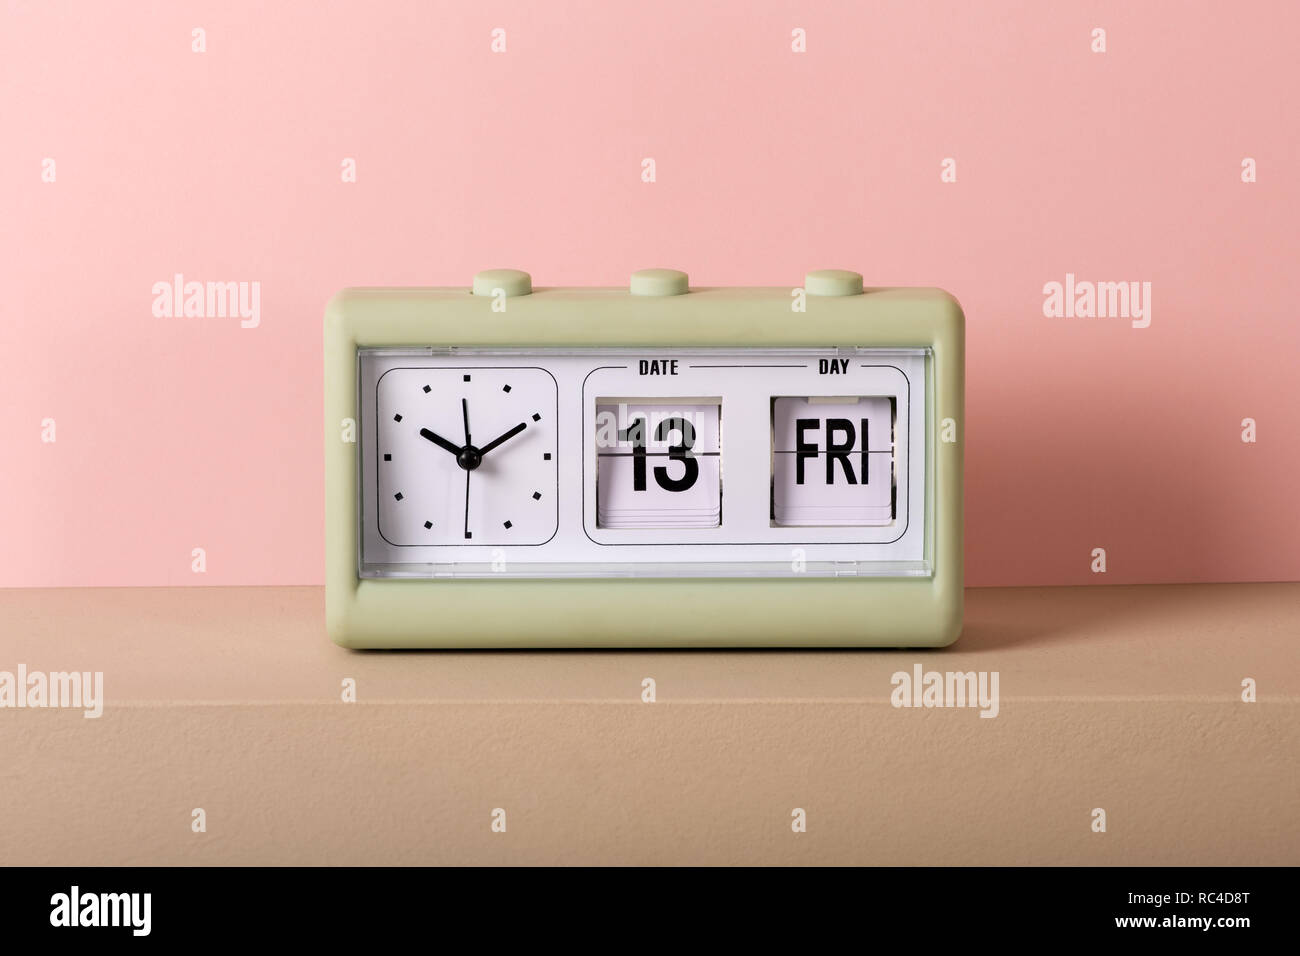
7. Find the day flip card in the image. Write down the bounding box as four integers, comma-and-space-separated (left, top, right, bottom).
771, 396, 894, 526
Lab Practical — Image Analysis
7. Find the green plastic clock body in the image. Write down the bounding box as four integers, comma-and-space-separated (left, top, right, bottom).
325, 278, 964, 648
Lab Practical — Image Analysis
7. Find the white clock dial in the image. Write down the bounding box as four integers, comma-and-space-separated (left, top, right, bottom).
375, 367, 558, 545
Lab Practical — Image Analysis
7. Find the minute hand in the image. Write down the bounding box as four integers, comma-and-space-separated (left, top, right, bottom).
478, 422, 527, 456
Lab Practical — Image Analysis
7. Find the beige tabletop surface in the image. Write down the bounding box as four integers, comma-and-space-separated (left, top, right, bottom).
1, 582, 1296, 865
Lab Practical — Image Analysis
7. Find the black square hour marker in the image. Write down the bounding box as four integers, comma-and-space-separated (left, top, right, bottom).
394, 492, 403, 501
543, 453, 551, 460
532, 491, 541, 500
531, 413, 541, 422
463, 374, 471, 382
393, 414, 402, 422
423, 385, 431, 393
502, 385, 511, 393
383, 454, 391, 461
503, 520, 513, 529
423, 520, 433, 529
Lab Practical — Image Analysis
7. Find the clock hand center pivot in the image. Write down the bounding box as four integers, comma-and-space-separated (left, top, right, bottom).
456, 445, 483, 471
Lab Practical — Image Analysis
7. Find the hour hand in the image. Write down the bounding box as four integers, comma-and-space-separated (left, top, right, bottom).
419, 428, 462, 457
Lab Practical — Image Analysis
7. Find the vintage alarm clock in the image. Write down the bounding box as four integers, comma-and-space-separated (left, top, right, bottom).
324, 268, 963, 648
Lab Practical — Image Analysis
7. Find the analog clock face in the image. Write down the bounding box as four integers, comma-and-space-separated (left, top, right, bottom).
358, 348, 926, 578
374, 367, 558, 545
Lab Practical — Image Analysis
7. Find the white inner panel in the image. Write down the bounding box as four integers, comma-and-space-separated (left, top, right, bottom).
357, 348, 928, 578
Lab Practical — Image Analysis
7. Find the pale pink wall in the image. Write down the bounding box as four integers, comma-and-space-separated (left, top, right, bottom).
2, 1, 1297, 588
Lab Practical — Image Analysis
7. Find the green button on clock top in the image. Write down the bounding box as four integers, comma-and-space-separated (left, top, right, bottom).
472, 269, 532, 297
630, 268, 689, 296
805, 269, 864, 297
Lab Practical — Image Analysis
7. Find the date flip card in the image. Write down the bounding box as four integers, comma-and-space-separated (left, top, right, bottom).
595, 402, 722, 528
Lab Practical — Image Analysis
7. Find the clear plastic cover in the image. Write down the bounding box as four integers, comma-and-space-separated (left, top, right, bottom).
357, 347, 929, 579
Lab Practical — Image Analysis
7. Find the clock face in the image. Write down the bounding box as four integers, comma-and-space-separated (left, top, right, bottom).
357, 348, 926, 578
374, 367, 558, 546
